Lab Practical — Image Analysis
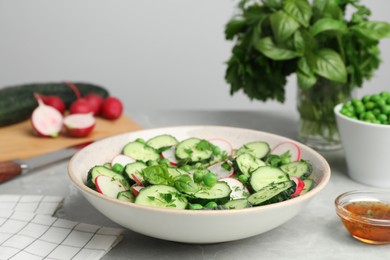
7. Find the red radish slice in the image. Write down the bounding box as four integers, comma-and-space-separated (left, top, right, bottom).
290, 176, 305, 197
131, 173, 144, 186
220, 178, 249, 199
111, 154, 136, 167
271, 141, 301, 161
63, 113, 96, 137
161, 147, 178, 166
207, 161, 234, 179
132, 185, 144, 196
31, 97, 63, 138
95, 175, 127, 199
208, 138, 233, 156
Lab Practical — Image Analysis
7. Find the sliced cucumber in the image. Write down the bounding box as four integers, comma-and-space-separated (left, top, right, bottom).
175, 138, 213, 163
124, 162, 147, 184
146, 134, 179, 150
280, 160, 313, 179
134, 185, 188, 209
224, 198, 251, 209
188, 182, 232, 205
301, 179, 315, 195
235, 153, 266, 176
87, 166, 130, 190
123, 141, 160, 163
250, 166, 290, 192
248, 181, 295, 206
236, 141, 270, 159
117, 190, 135, 203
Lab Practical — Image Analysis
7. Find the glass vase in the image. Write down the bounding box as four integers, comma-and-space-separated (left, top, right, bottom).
297, 78, 352, 150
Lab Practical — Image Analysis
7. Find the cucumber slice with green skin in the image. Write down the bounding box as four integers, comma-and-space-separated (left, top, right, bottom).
224, 198, 251, 209
117, 190, 135, 203
247, 181, 295, 206
124, 162, 147, 184
175, 138, 213, 163
95, 175, 128, 199
87, 166, 130, 190
235, 153, 266, 176
146, 134, 179, 151
300, 179, 315, 195
187, 181, 232, 205
134, 185, 188, 209
280, 160, 313, 179
250, 166, 290, 192
236, 141, 270, 159
123, 141, 160, 163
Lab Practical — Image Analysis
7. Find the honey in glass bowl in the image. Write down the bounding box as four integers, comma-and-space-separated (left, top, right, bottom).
335, 190, 390, 245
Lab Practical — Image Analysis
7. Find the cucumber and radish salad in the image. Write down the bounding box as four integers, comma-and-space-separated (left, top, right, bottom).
86, 134, 316, 210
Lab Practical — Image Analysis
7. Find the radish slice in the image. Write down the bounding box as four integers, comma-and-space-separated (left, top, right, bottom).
63, 113, 96, 137
271, 141, 301, 161
95, 175, 127, 199
31, 98, 63, 138
290, 176, 305, 197
132, 185, 144, 196
207, 161, 234, 179
131, 173, 144, 186
220, 178, 249, 199
208, 138, 233, 156
161, 146, 178, 166
111, 154, 136, 167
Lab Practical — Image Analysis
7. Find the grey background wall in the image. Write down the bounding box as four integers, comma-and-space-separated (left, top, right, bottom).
0, 0, 389, 112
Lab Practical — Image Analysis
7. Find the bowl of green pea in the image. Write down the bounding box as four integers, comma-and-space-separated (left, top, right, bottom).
334, 91, 390, 188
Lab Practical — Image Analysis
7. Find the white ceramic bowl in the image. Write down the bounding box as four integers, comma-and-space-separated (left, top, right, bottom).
334, 104, 390, 188
68, 126, 330, 243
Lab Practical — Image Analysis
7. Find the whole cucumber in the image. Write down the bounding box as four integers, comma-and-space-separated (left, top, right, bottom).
0, 82, 110, 127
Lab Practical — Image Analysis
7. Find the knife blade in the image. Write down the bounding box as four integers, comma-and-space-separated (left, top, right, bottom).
0, 141, 92, 183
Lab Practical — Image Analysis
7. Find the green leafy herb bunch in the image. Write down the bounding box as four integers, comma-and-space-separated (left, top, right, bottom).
225, 0, 390, 103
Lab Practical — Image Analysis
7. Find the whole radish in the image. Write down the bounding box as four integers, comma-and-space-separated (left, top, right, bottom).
84, 93, 104, 116
65, 81, 93, 114
35, 93, 66, 114
101, 96, 123, 120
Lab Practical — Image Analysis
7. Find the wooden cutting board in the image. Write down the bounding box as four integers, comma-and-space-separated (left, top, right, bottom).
0, 115, 142, 161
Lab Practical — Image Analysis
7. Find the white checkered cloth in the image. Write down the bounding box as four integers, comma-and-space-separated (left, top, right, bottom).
0, 195, 124, 260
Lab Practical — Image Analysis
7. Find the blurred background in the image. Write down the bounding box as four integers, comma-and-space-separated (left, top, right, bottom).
0, 0, 389, 111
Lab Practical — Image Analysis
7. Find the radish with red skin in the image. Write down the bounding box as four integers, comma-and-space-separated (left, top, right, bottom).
35, 93, 66, 114
132, 185, 144, 196
271, 141, 301, 161
290, 176, 305, 197
95, 175, 127, 199
31, 95, 63, 138
208, 138, 233, 157
63, 113, 95, 137
65, 81, 93, 114
101, 96, 123, 120
161, 146, 178, 166
207, 161, 234, 179
84, 93, 104, 116
111, 154, 136, 167
220, 177, 249, 199
131, 173, 144, 186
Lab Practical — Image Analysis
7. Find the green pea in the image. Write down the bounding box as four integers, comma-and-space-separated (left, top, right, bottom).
351, 98, 363, 107
380, 91, 390, 98
189, 203, 203, 210
203, 172, 217, 187
355, 104, 365, 114
370, 94, 381, 103
365, 101, 376, 110
193, 170, 207, 183
376, 98, 387, 107
378, 114, 388, 123
181, 165, 193, 172
238, 174, 249, 183
362, 95, 372, 103
204, 201, 218, 208
112, 163, 124, 174
383, 105, 390, 115
364, 111, 376, 120
372, 108, 381, 116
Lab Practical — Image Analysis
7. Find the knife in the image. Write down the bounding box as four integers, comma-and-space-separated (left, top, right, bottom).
0, 142, 92, 183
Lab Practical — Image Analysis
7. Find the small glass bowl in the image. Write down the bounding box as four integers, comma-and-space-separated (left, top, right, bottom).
335, 190, 390, 245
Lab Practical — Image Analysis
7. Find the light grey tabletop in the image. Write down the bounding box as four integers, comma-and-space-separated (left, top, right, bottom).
1, 110, 389, 259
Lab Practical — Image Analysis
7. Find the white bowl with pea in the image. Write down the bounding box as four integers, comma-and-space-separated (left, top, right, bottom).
334, 91, 390, 188
68, 126, 330, 243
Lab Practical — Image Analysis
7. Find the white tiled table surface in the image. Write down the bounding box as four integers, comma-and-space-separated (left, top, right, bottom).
1, 109, 389, 260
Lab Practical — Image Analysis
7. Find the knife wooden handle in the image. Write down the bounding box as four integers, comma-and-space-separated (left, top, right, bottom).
0, 161, 23, 183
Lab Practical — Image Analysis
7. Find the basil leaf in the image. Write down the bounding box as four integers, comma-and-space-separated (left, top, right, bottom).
313, 0, 342, 20
283, 0, 312, 28
293, 30, 305, 52
313, 49, 347, 83
297, 57, 312, 76
262, 0, 283, 9
270, 10, 300, 44
297, 71, 317, 89
256, 37, 301, 60
142, 165, 170, 185
310, 18, 347, 36
352, 21, 390, 40
174, 175, 198, 193
225, 19, 247, 40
